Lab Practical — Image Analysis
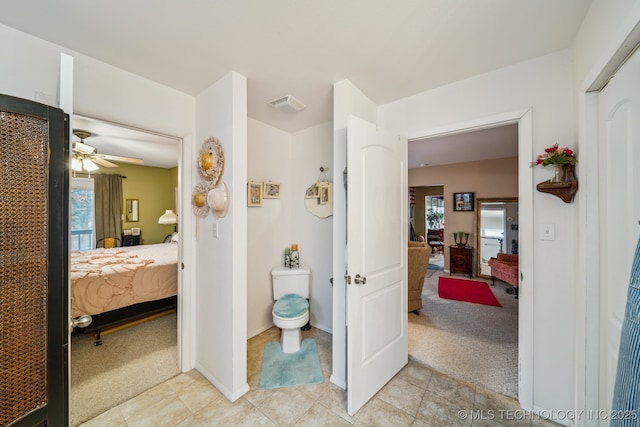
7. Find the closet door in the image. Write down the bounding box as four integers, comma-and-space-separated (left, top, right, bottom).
597, 48, 640, 417
0, 94, 69, 426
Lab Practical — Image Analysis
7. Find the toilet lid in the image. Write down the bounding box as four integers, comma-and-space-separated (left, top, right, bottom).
273, 293, 309, 318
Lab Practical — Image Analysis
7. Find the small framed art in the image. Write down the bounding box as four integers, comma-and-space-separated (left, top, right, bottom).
305, 183, 319, 199
453, 192, 474, 211
248, 181, 263, 207
263, 181, 281, 199
319, 182, 332, 205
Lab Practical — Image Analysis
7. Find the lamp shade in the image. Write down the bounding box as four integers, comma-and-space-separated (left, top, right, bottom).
71, 157, 83, 171
158, 209, 178, 225
82, 158, 99, 171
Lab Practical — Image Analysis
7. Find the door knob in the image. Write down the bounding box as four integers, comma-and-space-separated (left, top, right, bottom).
354, 274, 367, 285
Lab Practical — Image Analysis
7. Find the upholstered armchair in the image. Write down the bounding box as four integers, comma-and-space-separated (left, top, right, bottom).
408, 241, 432, 313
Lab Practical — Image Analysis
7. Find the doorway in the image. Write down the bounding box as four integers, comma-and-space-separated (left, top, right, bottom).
68, 115, 183, 426
406, 110, 533, 406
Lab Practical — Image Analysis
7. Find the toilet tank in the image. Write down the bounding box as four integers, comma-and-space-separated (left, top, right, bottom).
271, 266, 310, 300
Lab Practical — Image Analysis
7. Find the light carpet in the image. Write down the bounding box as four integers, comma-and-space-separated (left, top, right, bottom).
70, 312, 179, 426
409, 266, 519, 398
259, 338, 323, 390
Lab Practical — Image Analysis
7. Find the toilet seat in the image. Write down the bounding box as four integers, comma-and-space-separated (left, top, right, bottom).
272, 293, 308, 319
271, 293, 309, 353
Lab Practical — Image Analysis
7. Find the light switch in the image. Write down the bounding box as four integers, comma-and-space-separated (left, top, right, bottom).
540, 223, 555, 241
212, 223, 218, 238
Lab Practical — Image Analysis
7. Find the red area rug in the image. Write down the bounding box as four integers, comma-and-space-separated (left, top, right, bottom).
438, 276, 502, 307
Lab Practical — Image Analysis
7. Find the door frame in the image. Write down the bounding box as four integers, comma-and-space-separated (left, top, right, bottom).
406, 108, 534, 410
68, 113, 187, 412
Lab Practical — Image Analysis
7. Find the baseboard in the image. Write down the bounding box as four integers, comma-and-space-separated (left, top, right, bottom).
195, 362, 249, 402
247, 323, 274, 339
311, 322, 332, 334
330, 374, 346, 390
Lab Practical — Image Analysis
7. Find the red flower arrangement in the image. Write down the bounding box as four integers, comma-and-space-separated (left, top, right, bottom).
534, 143, 577, 166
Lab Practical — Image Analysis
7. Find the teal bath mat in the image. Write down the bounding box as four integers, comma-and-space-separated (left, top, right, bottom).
259, 338, 323, 390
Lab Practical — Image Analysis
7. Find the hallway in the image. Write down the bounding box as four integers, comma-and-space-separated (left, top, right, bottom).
80, 326, 557, 426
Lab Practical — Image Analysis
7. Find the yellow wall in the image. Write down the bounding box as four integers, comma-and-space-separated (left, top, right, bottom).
409, 156, 518, 270
101, 163, 177, 244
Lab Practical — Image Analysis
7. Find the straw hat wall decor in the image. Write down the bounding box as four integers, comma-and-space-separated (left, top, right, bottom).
207, 181, 230, 218
198, 136, 224, 186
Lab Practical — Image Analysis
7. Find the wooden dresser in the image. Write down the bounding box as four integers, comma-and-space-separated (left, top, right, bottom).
449, 245, 473, 278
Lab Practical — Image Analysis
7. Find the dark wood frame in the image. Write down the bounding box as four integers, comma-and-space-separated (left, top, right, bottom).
72, 296, 177, 346
453, 192, 475, 211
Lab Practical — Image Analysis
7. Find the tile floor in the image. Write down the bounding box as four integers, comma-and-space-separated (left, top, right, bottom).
80, 327, 560, 427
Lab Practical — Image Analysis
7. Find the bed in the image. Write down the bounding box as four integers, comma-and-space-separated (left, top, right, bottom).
70, 243, 178, 345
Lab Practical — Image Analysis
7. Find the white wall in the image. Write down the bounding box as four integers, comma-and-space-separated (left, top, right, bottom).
0, 24, 194, 139
291, 123, 334, 332
247, 119, 294, 336
194, 72, 248, 401
247, 118, 333, 337
378, 51, 576, 414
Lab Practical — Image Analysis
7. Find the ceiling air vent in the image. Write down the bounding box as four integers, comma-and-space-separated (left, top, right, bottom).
268, 94, 306, 111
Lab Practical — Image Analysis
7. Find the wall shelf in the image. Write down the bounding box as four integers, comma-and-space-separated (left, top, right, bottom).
536, 164, 578, 203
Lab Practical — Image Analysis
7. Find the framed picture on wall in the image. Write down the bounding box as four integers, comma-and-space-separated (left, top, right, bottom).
247, 181, 263, 207
263, 181, 281, 199
453, 192, 474, 211
318, 182, 332, 205
305, 183, 319, 199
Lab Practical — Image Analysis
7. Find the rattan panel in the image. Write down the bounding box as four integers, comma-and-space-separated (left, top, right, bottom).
0, 111, 49, 426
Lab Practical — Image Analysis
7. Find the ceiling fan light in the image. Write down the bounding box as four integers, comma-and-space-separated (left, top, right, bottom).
71, 157, 83, 171
83, 158, 99, 171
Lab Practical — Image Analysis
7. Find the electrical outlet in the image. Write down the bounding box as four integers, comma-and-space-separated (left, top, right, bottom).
540, 223, 555, 241
212, 223, 218, 238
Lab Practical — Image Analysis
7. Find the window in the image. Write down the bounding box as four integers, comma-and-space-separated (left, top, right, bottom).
425, 195, 444, 230
71, 178, 95, 251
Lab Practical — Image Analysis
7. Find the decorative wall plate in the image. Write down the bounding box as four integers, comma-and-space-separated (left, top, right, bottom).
198, 136, 224, 185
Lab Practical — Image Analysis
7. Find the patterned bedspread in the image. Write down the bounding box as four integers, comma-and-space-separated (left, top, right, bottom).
70, 243, 178, 317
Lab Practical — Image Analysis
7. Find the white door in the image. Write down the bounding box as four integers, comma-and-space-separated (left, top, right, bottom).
597, 47, 640, 419
346, 115, 408, 415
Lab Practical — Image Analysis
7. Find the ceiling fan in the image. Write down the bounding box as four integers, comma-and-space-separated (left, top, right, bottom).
72, 129, 144, 172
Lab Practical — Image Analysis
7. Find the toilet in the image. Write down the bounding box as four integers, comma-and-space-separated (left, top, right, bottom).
271, 266, 310, 353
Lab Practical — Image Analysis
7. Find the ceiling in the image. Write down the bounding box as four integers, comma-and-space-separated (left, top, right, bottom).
408, 123, 519, 169
2, 0, 591, 167
72, 116, 180, 169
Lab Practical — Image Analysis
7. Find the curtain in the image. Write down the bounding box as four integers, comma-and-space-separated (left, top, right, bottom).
94, 174, 123, 245
611, 235, 640, 426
